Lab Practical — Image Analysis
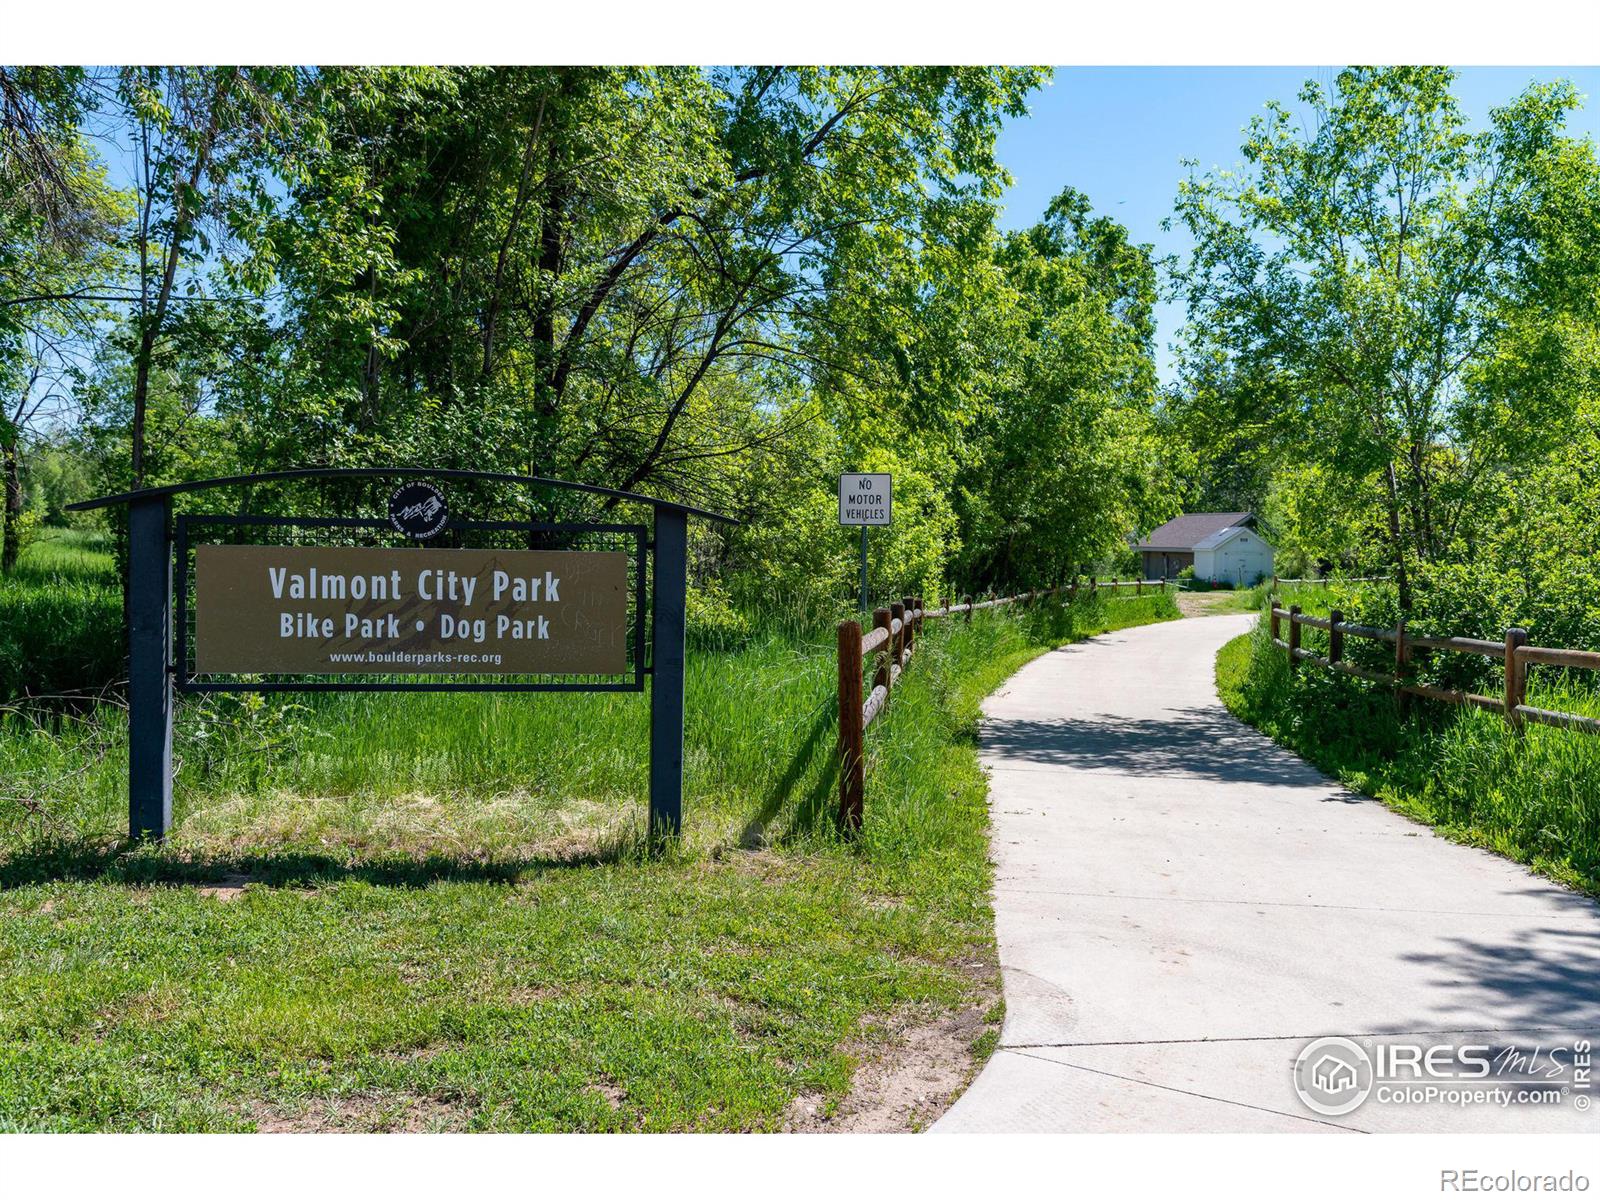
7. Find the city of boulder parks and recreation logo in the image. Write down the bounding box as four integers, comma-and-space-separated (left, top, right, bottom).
388, 481, 449, 540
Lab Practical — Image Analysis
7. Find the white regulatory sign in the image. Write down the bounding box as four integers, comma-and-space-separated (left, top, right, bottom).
838, 473, 892, 526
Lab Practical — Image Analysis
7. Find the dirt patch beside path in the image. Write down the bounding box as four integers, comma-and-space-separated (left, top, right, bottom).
1175, 590, 1253, 618
785, 995, 999, 1133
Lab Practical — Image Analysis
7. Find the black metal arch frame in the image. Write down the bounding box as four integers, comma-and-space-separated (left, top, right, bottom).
67, 467, 736, 843
67, 466, 737, 523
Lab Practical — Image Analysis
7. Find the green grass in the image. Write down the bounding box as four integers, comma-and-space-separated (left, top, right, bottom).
1, 527, 122, 701
1172, 580, 1362, 617
1247, 579, 1370, 615
1217, 622, 1600, 897
0, 590, 1177, 1132
9, 526, 116, 586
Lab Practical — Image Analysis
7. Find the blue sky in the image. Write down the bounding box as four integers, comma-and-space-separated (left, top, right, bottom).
992, 66, 1600, 384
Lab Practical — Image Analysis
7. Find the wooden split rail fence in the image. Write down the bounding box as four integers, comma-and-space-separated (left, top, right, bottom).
834, 577, 1170, 831
1271, 575, 1392, 588
1270, 604, 1600, 737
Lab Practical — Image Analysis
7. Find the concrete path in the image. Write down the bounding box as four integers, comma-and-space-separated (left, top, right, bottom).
934, 613, 1600, 1133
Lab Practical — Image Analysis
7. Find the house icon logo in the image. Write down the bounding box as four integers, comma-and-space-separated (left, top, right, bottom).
1312, 1054, 1358, 1095
1293, 1036, 1375, 1116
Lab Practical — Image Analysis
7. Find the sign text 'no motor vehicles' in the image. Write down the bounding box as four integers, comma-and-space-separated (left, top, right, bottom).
839, 474, 892, 526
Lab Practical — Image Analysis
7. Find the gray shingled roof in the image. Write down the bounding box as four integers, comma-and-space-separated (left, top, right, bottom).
1134, 512, 1253, 551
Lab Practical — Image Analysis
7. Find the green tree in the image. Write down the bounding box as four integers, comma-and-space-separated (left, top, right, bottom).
258, 67, 1044, 518
1170, 67, 1600, 609
111, 67, 301, 489
951, 188, 1174, 589
1, 67, 125, 569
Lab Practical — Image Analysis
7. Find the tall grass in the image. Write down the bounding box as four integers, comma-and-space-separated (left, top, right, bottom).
0, 590, 1178, 869
1244, 578, 1376, 614
0, 528, 122, 700
1218, 621, 1600, 895
9, 526, 116, 585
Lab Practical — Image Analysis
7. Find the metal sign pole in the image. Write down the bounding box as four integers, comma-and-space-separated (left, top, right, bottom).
127, 494, 175, 840
839, 472, 890, 614
648, 505, 688, 838
859, 525, 869, 612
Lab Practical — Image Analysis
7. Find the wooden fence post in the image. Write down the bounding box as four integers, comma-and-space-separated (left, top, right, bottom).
873, 608, 892, 701
1287, 604, 1302, 672
837, 621, 865, 833
1090, 575, 1097, 594
1269, 605, 1280, 643
1136, 578, 1143, 595
963, 595, 973, 625
1395, 619, 1410, 716
891, 601, 906, 673
901, 596, 915, 655
1505, 627, 1529, 733
1328, 609, 1344, 665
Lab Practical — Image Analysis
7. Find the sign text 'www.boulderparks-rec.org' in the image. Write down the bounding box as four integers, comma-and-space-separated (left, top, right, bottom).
194, 545, 629, 675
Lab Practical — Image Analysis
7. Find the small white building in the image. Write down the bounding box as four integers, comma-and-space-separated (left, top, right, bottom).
1192, 523, 1275, 586
1134, 511, 1276, 585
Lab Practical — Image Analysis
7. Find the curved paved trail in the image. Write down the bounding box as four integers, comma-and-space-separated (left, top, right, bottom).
935, 613, 1600, 1133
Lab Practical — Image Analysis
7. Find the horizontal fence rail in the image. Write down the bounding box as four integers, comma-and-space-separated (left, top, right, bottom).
1180, 574, 1390, 594
1269, 604, 1600, 737
835, 578, 1169, 831
1271, 575, 1393, 587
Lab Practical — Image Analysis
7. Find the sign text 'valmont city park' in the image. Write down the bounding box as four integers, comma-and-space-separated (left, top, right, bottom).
194, 546, 629, 675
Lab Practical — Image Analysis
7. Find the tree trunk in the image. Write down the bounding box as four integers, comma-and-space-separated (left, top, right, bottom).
1383, 462, 1412, 612
130, 314, 157, 489
482, 95, 546, 382
527, 147, 568, 491
2, 438, 21, 574
130, 69, 234, 490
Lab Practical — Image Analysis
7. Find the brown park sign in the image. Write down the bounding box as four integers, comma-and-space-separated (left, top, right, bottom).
194, 545, 630, 675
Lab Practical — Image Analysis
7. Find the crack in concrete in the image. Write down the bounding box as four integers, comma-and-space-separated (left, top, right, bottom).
1001, 1026, 1590, 1050
994, 886, 1600, 922
999, 1047, 1362, 1133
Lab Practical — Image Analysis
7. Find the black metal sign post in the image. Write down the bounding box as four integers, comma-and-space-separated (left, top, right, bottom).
127, 493, 174, 839
648, 506, 687, 836
69, 468, 731, 844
